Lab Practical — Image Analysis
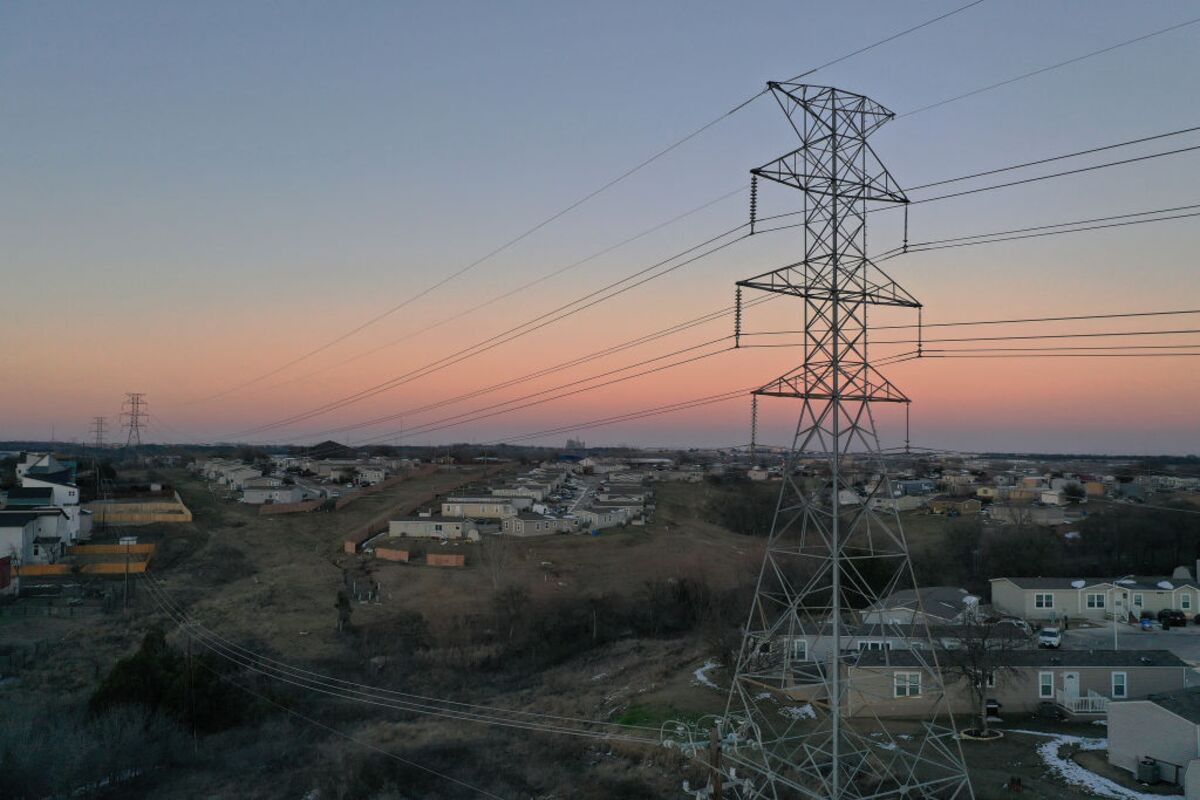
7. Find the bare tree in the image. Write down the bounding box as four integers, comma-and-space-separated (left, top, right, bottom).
481, 532, 509, 591
938, 616, 1028, 736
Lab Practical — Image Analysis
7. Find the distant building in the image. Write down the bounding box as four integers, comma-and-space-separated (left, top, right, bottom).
441, 496, 527, 519
242, 486, 306, 505
990, 575, 1200, 623
928, 496, 981, 515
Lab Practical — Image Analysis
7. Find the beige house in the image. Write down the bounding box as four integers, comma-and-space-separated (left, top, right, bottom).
987, 504, 1067, 526
1109, 687, 1200, 790
848, 649, 1188, 719
928, 497, 981, 515
576, 507, 626, 531
440, 496, 529, 519
387, 516, 498, 540
500, 513, 575, 537
990, 576, 1200, 623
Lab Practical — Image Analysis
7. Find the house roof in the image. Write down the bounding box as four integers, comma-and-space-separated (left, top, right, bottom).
22, 471, 76, 488
855, 648, 1186, 669
867, 586, 972, 620
4, 487, 54, 504
0, 511, 41, 528
1140, 686, 1200, 725
993, 576, 1200, 591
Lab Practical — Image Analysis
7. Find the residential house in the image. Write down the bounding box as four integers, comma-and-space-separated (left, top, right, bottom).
928, 496, 982, 515
1108, 686, 1200, 790
492, 484, 547, 502
357, 466, 388, 485
501, 513, 576, 537
975, 486, 1001, 501
846, 649, 1189, 719
988, 504, 1067, 526
0, 508, 69, 566
20, 470, 88, 543
441, 496, 527, 519
387, 515, 497, 540
868, 495, 927, 512
895, 479, 936, 496
861, 587, 976, 626
242, 476, 284, 490
242, 486, 306, 505
576, 507, 626, 531
990, 575, 1200, 623
1040, 489, 1067, 506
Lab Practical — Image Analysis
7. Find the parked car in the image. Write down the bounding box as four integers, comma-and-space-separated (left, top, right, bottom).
1037, 627, 1061, 649
1158, 609, 1188, 627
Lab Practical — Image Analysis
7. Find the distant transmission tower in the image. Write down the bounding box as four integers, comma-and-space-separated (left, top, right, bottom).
90, 416, 108, 450
713, 83, 972, 799
122, 393, 148, 448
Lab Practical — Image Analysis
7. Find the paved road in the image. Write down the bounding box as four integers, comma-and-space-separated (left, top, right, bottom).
1062, 623, 1200, 664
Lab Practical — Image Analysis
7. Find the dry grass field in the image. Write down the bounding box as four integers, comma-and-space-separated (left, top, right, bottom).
3, 470, 1152, 799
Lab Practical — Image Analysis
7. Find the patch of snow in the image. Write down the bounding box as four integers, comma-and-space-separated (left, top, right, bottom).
874, 740, 898, 751
780, 704, 816, 720
1116, 578, 1136, 585
1159, 580, 1175, 590
692, 660, 722, 690
1008, 729, 1182, 799
590, 671, 609, 681
897, 734, 913, 740
1092, 719, 1109, 726
1071, 580, 1087, 589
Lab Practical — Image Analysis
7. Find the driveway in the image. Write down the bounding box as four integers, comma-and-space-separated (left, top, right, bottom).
1061, 622, 1200, 665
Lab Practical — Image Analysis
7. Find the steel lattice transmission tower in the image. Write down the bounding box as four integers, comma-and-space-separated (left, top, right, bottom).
716, 83, 972, 799
121, 393, 148, 448
90, 416, 108, 450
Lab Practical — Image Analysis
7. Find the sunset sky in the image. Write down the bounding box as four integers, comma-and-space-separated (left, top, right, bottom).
3, 1, 1199, 454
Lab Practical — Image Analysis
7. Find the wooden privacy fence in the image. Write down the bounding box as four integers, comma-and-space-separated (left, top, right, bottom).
67, 544, 156, 556
87, 492, 193, 524
14, 562, 148, 576
342, 490, 441, 554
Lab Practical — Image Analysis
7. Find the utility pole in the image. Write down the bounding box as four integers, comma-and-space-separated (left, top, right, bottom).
122, 542, 130, 612
708, 726, 723, 800
717, 83, 972, 798
121, 393, 147, 449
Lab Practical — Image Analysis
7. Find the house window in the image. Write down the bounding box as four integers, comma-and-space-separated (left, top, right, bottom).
434, 524, 443, 532
1112, 672, 1127, 699
1035, 593, 1054, 609
791, 639, 807, 661
894, 672, 921, 698
986, 672, 997, 689
1086, 593, 1106, 609
1183, 594, 1193, 611
1133, 593, 1144, 607
1039, 672, 1054, 699
858, 641, 891, 652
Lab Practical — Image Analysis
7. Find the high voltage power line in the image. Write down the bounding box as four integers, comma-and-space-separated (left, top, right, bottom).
222, 139, 1200, 442
190, 1, 989, 405
154, 19, 1200, 448
139, 571, 663, 743
191, 2, 1200, 416
898, 14, 1200, 117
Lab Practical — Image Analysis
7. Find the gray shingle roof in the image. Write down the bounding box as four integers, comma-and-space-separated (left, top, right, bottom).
993, 576, 1200, 591
1141, 686, 1200, 725
868, 586, 972, 620
856, 648, 1186, 669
